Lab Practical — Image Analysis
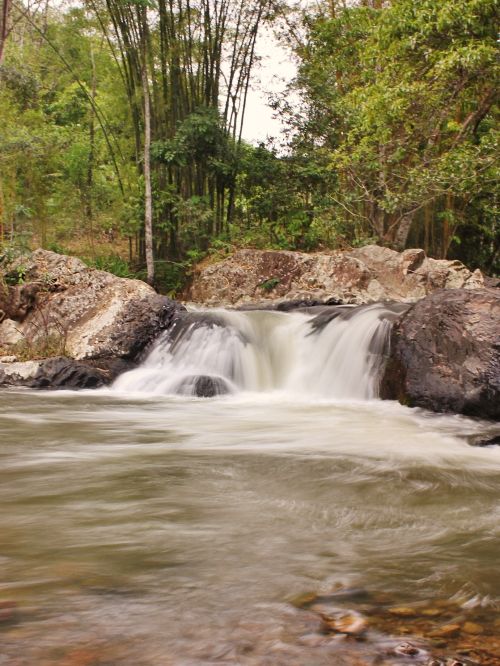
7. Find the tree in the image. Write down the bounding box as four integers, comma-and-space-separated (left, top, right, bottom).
0, 0, 12, 65
0, 3, 130, 254
280, 0, 499, 260
96, 0, 269, 279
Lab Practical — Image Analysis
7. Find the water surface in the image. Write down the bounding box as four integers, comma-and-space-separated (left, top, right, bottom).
1, 389, 499, 664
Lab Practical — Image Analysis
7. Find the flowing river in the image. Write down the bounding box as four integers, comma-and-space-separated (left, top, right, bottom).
1, 305, 499, 664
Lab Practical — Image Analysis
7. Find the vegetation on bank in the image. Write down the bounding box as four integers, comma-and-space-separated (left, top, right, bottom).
0, 0, 498, 295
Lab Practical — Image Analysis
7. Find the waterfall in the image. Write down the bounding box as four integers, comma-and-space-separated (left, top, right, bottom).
112, 303, 407, 399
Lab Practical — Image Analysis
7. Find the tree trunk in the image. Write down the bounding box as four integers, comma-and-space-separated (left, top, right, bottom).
86, 44, 97, 257
393, 214, 414, 251
0, 0, 12, 65
0, 179, 5, 246
142, 59, 154, 285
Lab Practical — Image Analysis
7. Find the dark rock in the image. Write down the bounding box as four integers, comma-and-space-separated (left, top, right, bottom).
0, 282, 41, 322
0, 356, 134, 389
309, 301, 410, 334
483, 275, 500, 288
237, 298, 337, 312
173, 374, 231, 397
104, 294, 182, 361
381, 288, 500, 419
276, 298, 343, 311
470, 434, 500, 447
165, 311, 229, 350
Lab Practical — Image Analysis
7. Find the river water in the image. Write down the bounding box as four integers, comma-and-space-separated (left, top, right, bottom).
1, 307, 499, 664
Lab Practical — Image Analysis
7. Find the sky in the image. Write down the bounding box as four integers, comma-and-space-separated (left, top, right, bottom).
241, 26, 298, 144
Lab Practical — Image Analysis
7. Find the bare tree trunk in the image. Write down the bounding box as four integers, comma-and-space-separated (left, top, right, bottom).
86, 44, 97, 257
0, 0, 12, 64
424, 204, 431, 254
393, 213, 414, 251
142, 58, 154, 285
0, 179, 5, 247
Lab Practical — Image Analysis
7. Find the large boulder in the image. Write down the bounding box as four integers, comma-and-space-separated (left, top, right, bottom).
380, 288, 500, 420
186, 246, 483, 306
0, 356, 133, 389
0, 249, 182, 361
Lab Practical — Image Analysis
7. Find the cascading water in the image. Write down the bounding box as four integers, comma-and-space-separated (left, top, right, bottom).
112, 302, 408, 399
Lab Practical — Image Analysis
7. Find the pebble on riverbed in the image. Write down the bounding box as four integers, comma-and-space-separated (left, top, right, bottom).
290, 587, 500, 665
317, 609, 368, 636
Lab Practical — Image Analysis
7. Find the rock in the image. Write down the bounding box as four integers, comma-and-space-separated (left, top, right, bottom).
0, 248, 186, 389
317, 608, 368, 635
0, 356, 133, 389
462, 622, 484, 635
394, 642, 421, 656
0, 281, 41, 322
0, 318, 24, 347
0, 249, 183, 362
0, 354, 17, 363
0, 360, 42, 383
468, 434, 500, 447
172, 374, 232, 398
428, 624, 461, 638
186, 246, 483, 307
381, 288, 500, 419
388, 607, 418, 618
289, 592, 318, 609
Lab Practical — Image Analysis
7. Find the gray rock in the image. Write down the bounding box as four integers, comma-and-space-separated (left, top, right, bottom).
186, 246, 483, 306
0, 318, 23, 347
380, 288, 500, 419
1, 249, 183, 361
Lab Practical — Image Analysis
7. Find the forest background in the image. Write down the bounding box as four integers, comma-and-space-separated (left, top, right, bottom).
0, 0, 498, 294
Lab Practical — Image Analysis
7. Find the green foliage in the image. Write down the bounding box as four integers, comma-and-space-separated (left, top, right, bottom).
0, 6, 130, 254
85, 255, 133, 278
0, 0, 497, 281
276, 0, 498, 266
4, 333, 67, 362
259, 277, 280, 292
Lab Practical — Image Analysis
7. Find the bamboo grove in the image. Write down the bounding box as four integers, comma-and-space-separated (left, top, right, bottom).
90, 0, 270, 282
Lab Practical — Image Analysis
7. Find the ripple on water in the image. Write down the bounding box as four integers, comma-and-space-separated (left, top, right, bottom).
0, 389, 499, 663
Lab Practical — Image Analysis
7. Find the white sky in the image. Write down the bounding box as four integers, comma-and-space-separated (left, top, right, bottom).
241, 26, 297, 144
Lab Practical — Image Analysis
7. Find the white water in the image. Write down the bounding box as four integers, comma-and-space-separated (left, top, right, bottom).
113, 303, 400, 399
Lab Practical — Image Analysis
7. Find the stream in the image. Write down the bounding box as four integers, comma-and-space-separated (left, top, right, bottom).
0, 305, 499, 664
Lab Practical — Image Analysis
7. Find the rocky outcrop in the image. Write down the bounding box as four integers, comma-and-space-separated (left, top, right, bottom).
186, 246, 483, 306
0, 249, 182, 361
0, 249, 184, 388
380, 288, 500, 420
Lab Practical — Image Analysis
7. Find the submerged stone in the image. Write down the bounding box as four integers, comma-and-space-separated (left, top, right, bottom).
394, 641, 421, 656
388, 606, 418, 618
428, 624, 461, 638
461, 622, 484, 635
